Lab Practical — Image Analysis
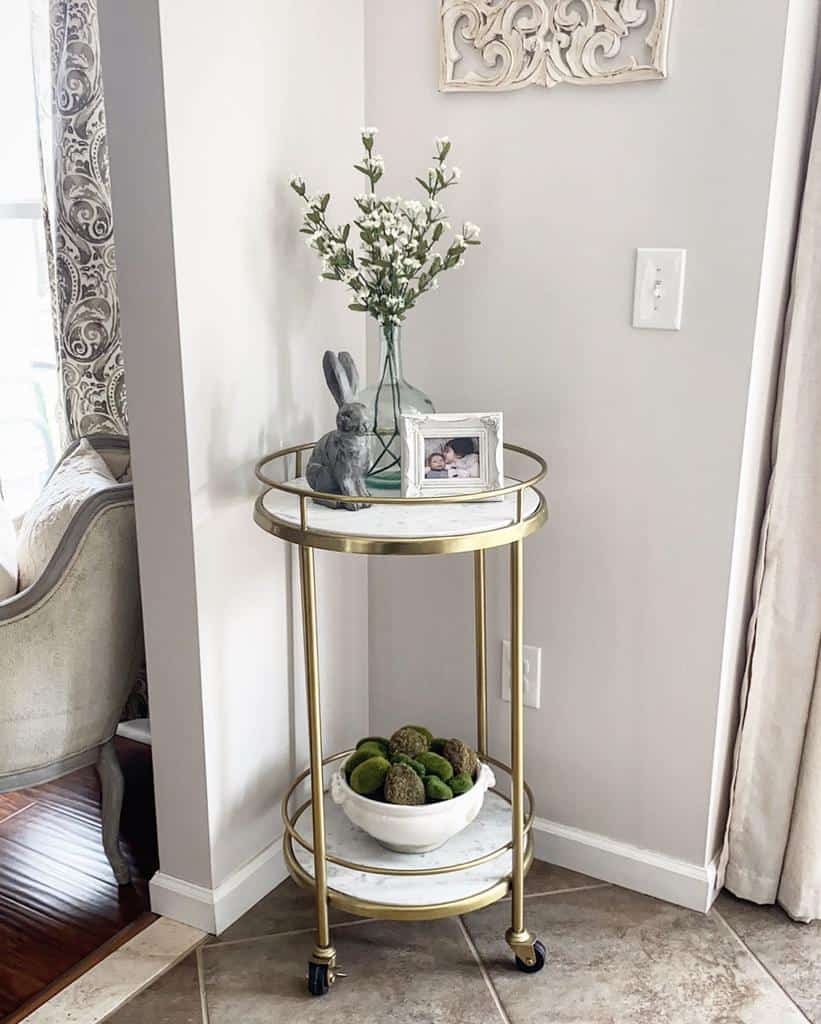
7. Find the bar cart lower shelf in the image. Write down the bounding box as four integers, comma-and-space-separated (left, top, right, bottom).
254, 442, 549, 997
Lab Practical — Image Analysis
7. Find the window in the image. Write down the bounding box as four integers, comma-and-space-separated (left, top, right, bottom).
0, 1, 60, 519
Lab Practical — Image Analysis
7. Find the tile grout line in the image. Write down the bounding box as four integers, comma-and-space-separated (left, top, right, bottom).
195, 945, 211, 1024
206, 916, 377, 950
498, 881, 611, 903
712, 908, 812, 1023
205, 884, 609, 950
456, 916, 514, 1024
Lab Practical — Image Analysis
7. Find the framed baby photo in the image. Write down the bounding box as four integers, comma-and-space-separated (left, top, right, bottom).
400, 412, 504, 498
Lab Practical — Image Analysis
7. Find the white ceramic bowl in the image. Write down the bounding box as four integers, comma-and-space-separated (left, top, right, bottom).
330, 761, 496, 854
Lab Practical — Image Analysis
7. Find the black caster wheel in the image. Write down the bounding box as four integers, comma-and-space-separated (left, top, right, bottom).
307, 961, 330, 996
515, 940, 546, 974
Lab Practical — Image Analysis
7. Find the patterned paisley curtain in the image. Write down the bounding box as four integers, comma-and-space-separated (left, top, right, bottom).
33, 0, 127, 441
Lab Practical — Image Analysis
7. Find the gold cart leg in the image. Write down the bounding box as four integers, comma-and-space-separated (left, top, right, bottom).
474, 550, 488, 757
505, 539, 545, 971
298, 545, 337, 984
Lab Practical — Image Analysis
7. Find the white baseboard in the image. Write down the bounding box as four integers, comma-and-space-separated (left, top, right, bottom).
149, 838, 288, 934
533, 817, 722, 914
149, 821, 721, 932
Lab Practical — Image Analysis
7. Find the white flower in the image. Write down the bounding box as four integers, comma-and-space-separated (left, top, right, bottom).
457, 258, 465, 267
450, 166, 462, 181
431, 277, 440, 290
435, 136, 450, 151
289, 174, 305, 190
463, 221, 480, 242
307, 193, 323, 209
442, 221, 451, 232
361, 126, 379, 139
365, 154, 385, 172
454, 234, 465, 247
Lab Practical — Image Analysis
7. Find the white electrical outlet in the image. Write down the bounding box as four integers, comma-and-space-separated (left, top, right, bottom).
501, 641, 542, 709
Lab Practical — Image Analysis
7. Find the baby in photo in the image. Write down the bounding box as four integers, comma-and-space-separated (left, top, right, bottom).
425, 451, 449, 479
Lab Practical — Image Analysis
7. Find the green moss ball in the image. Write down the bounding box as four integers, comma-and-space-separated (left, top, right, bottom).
384, 763, 426, 805
389, 727, 428, 759
345, 748, 375, 778
349, 756, 390, 795
417, 751, 454, 782
390, 753, 426, 777
450, 772, 474, 796
356, 738, 389, 757
425, 775, 453, 802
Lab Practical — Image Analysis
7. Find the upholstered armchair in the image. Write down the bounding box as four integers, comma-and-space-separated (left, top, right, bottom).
0, 435, 143, 884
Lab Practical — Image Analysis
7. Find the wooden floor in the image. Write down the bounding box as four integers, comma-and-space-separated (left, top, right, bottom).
0, 738, 158, 1021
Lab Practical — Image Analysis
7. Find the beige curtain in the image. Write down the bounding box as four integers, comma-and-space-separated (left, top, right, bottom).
721, 88, 821, 923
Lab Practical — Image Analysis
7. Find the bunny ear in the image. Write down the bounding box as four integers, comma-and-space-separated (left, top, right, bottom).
337, 351, 360, 397
322, 351, 346, 407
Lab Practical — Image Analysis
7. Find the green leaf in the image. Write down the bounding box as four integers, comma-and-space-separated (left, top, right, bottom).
433, 223, 443, 241
321, 272, 338, 280
320, 193, 330, 211
348, 303, 368, 311
342, 224, 351, 241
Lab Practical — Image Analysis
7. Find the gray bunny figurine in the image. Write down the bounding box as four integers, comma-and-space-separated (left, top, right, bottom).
306, 351, 372, 510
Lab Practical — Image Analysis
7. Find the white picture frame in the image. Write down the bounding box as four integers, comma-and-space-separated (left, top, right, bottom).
400, 412, 504, 498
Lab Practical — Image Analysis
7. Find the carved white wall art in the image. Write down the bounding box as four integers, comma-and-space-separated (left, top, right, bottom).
440, 0, 673, 93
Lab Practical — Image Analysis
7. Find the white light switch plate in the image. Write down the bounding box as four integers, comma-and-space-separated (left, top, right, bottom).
633, 248, 687, 330
501, 641, 542, 709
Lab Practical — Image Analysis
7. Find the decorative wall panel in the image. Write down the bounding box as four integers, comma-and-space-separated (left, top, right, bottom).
440, 0, 673, 93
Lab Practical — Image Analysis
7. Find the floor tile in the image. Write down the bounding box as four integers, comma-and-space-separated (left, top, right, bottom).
716, 890, 821, 1022
524, 859, 605, 896
201, 917, 502, 1023
464, 885, 807, 1023
103, 951, 202, 1024
24, 917, 205, 1024
216, 877, 357, 943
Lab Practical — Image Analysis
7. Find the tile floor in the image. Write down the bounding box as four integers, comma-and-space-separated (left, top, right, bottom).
104, 863, 821, 1023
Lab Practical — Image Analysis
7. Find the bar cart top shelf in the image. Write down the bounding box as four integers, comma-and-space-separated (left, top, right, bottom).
254, 441, 547, 556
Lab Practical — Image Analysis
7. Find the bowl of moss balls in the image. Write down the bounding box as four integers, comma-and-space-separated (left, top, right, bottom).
330, 726, 496, 854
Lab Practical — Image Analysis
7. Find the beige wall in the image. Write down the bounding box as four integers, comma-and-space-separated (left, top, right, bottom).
364, 0, 808, 870
100, 0, 368, 909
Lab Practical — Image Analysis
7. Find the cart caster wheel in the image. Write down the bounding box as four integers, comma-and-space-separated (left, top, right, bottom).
515, 940, 546, 974
307, 961, 330, 996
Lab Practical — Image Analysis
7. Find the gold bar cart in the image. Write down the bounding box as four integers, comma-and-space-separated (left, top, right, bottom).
254, 442, 548, 996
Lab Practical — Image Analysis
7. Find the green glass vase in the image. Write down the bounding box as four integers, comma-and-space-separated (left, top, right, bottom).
355, 323, 435, 490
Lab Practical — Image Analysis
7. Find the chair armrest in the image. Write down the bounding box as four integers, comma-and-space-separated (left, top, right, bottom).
0, 483, 134, 622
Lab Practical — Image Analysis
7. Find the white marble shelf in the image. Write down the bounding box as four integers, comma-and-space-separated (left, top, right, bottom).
261, 477, 540, 540
292, 792, 514, 907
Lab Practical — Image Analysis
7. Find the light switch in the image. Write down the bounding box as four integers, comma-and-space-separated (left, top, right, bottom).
633, 248, 687, 330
